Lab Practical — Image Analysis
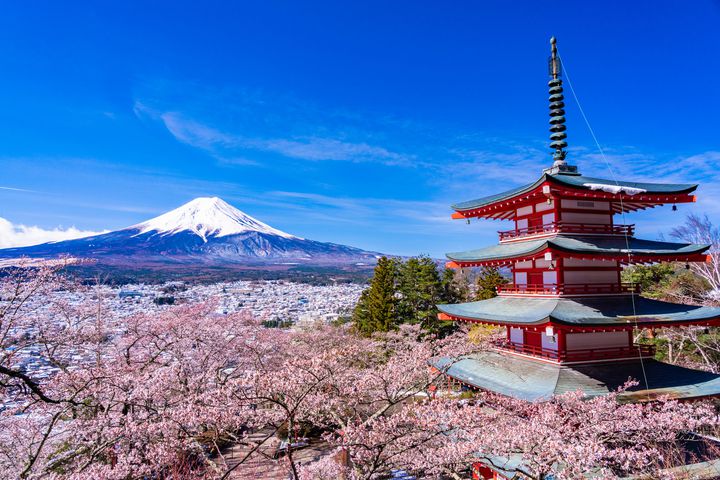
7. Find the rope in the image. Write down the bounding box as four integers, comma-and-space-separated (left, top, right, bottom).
558, 54, 650, 394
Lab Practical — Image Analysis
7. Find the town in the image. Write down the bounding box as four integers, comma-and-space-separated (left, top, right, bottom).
2, 280, 363, 410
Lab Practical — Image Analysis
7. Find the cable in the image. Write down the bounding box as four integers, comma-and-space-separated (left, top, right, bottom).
559, 54, 650, 394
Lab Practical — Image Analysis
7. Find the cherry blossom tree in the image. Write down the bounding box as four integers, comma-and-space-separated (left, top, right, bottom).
302, 385, 720, 480
671, 214, 720, 301
3, 264, 720, 480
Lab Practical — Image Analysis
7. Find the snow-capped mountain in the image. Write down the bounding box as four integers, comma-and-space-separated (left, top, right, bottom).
129, 197, 298, 241
0, 197, 381, 267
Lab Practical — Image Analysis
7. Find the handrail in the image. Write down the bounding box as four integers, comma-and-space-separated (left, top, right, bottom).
496, 340, 655, 362
497, 283, 639, 295
498, 222, 635, 241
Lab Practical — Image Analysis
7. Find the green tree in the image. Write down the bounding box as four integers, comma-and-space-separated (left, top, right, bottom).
352, 256, 398, 336
475, 267, 509, 300
621, 263, 675, 298
397, 256, 444, 332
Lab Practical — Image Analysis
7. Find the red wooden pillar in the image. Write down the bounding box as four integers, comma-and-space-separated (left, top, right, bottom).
557, 328, 566, 361
556, 257, 564, 291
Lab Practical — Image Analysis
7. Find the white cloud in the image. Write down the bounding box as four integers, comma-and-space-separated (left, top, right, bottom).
155, 111, 415, 166
0, 217, 108, 249
0, 186, 36, 193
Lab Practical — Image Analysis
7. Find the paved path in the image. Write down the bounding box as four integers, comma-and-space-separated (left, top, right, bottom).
221, 430, 334, 479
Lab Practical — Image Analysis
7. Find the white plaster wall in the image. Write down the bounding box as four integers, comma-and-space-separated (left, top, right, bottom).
542, 333, 558, 351
517, 205, 533, 217
565, 331, 629, 350
564, 270, 618, 284
510, 327, 523, 344
517, 218, 528, 229
515, 272, 527, 285
542, 212, 555, 225
536, 201, 553, 212
543, 271, 557, 285
534, 259, 552, 268
515, 260, 533, 269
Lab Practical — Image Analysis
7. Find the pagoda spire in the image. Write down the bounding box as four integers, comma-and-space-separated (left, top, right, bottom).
544, 37, 577, 175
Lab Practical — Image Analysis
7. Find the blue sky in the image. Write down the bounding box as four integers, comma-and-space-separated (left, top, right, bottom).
1, 1, 719, 257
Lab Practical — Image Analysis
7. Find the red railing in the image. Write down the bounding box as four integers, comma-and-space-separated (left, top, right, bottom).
498, 222, 635, 241
496, 283, 640, 296
496, 340, 656, 363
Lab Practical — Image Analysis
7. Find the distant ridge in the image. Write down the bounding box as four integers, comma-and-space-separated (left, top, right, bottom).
0, 197, 382, 269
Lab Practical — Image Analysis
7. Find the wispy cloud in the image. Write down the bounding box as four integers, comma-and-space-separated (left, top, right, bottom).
156, 110, 415, 166
0, 186, 37, 193
0, 217, 108, 249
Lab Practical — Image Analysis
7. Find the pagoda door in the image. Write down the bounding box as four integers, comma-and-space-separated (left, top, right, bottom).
528, 216, 543, 233
528, 272, 543, 288
524, 330, 543, 354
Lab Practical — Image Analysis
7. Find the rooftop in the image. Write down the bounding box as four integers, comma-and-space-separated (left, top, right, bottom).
452, 171, 697, 213
433, 350, 720, 402
446, 235, 709, 265
437, 295, 720, 327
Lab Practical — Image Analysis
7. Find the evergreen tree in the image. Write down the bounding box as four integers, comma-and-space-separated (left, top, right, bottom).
353, 256, 398, 336
397, 256, 443, 331
475, 267, 509, 300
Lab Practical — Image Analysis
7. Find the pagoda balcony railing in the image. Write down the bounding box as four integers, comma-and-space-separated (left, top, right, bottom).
498, 222, 635, 241
497, 283, 640, 296
495, 340, 656, 363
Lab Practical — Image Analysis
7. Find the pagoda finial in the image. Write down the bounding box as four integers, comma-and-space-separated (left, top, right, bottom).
544, 36, 577, 175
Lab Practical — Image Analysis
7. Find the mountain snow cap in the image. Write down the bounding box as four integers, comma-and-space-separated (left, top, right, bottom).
129, 197, 298, 241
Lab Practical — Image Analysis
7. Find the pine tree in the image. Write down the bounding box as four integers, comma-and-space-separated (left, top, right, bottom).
353, 257, 398, 336
475, 267, 509, 300
396, 257, 439, 328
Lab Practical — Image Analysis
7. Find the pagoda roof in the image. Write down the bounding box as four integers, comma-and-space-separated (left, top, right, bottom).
452, 172, 697, 212
446, 235, 709, 265
437, 295, 720, 327
432, 350, 720, 402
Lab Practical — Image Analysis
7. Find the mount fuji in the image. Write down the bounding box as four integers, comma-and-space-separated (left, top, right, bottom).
0, 197, 382, 268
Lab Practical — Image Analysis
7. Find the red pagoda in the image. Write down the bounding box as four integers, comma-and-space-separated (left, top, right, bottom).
435, 37, 720, 403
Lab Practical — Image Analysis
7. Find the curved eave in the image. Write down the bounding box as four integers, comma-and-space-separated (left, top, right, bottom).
548, 174, 698, 195
437, 296, 720, 328
446, 236, 711, 267
431, 352, 720, 403
451, 173, 699, 219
